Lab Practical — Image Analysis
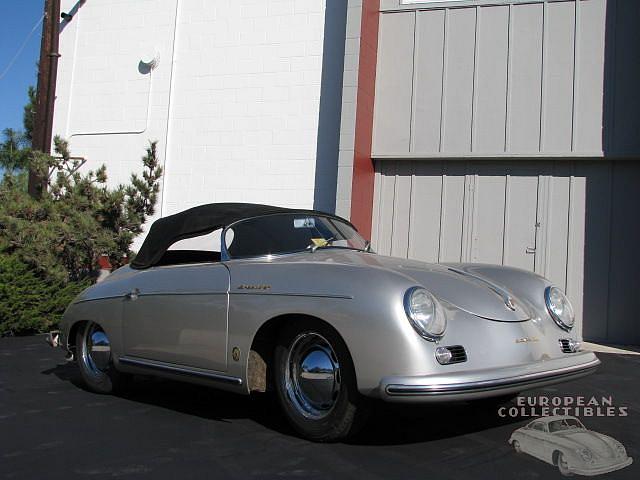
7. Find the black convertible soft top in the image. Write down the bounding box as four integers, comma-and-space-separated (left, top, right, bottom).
131, 203, 342, 269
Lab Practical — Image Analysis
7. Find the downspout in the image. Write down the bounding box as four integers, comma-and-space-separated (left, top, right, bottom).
160, 0, 181, 218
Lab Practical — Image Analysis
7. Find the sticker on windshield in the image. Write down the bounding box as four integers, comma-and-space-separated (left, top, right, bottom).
294, 218, 315, 228
310, 238, 329, 247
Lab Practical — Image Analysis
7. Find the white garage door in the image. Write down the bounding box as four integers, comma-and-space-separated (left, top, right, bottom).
371, 160, 586, 335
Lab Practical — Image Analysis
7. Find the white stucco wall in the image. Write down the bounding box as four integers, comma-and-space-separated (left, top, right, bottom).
52, 0, 330, 248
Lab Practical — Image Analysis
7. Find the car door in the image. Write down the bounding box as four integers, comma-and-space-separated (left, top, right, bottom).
525, 421, 554, 462
122, 262, 229, 372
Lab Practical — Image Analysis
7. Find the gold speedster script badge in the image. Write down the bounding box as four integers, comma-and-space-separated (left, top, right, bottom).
237, 284, 271, 290
515, 337, 539, 344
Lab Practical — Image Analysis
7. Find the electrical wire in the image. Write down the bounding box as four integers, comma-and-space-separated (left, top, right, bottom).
0, 14, 45, 81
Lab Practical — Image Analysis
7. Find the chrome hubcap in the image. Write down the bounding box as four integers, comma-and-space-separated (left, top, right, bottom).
83, 323, 111, 376
285, 332, 341, 419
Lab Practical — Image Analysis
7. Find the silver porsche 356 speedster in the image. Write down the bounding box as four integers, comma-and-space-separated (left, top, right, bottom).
49, 203, 599, 441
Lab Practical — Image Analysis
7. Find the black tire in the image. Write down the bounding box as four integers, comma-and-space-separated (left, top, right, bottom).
76, 321, 129, 394
273, 319, 370, 442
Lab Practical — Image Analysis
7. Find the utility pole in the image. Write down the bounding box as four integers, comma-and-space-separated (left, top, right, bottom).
29, 0, 61, 198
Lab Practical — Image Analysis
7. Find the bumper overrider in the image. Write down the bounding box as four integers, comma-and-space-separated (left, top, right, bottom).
45, 330, 62, 348
379, 351, 600, 402
46, 330, 73, 360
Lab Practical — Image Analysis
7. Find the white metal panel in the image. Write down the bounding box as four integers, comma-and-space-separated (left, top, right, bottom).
408, 162, 444, 263
469, 166, 507, 264
441, 8, 476, 153
412, 10, 446, 153
565, 170, 586, 339
508, 2, 543, 152
473, 5, 509, 153
574, 0, 606, 153
372, 0, 611, 158
376, 161, 397, 256
438, 163, 467, 262
536, 163, 572, 291
371, 166, 383, 248
390, 162, 413, 257
372, 12, 415, 155
502, 167, 539, 271
541, 1, 575, 153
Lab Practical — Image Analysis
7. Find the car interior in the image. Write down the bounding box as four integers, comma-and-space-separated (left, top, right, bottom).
156, 228, 223, 266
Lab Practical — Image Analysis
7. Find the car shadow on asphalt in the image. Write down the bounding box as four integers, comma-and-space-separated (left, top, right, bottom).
42, 362, 523, 446
348, 401, 524, 446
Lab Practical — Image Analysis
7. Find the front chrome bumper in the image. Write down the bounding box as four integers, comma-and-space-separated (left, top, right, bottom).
569, 456, 633, 476
378, 351, 600, 402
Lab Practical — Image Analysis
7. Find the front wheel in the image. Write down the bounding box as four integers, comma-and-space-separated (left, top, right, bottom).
76, 322, 128, 394
557, 452, 574, 477
273, 320, 370, 442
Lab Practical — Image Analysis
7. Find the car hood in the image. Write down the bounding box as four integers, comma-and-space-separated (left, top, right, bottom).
554, 431, 618, 459
299, 251, 531, 322
374, 256, 530, 322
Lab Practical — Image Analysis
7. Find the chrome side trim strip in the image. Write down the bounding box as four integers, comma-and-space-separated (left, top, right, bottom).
135, 291, 227, 298
76, 291, 351, 305
229, 292, 353, 300
118, 356, 243, 386
386, 358, 600, 396
73, 294, 124, 305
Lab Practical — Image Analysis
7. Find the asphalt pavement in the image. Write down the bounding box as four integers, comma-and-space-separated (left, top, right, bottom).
1, 336, 638, 479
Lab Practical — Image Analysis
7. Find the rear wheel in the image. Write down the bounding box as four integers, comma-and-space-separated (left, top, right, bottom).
273, 320, 370, 442
76, 322, 128, 394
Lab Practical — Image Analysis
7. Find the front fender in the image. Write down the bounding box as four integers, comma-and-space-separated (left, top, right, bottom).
225, 261, 425, 394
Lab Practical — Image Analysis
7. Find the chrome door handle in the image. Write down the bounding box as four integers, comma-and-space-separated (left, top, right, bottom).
125, 288, 140, 300
525, 247, 536, 254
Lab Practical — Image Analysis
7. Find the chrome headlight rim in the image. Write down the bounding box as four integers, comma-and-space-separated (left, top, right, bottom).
403, 286, 447, 342
544, 286, 575, 331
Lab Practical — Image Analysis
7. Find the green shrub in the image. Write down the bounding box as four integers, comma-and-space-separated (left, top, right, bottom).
0, 138, 162, 335
0, 254, 89, 335
1, 89, 162, 335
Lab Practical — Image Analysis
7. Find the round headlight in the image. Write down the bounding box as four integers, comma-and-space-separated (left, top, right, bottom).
545, 286, 575, 331
578, 448, 594, 463
403, 287, 446, 341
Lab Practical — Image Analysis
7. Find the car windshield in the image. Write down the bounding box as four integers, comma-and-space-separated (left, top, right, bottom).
548, 419, 585, 433
224, 213, 368, 258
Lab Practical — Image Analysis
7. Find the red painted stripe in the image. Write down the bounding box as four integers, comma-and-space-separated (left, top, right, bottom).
349, 0, 380, 240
